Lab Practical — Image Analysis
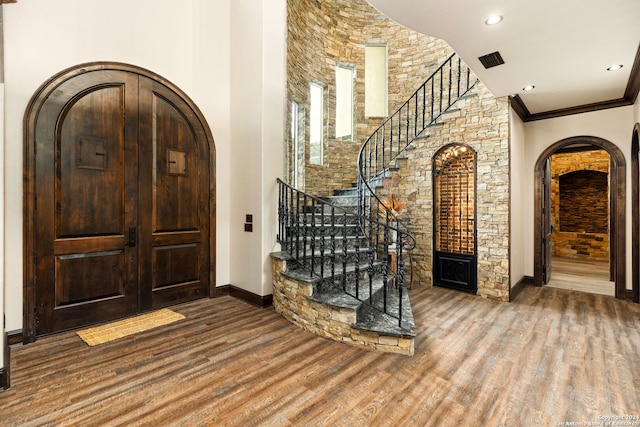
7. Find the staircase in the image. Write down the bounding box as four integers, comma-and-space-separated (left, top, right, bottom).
272, 53, 478, 355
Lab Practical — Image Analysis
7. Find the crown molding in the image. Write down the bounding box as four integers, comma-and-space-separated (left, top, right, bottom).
510, 42, 640, 122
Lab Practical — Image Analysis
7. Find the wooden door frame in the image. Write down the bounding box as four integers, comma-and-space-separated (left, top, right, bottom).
533, 136, 626, 299
23, 62, 217, 343
632, 123, 640, 303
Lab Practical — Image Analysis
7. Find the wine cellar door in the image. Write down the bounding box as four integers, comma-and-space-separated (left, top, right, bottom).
433, 144, 477, 293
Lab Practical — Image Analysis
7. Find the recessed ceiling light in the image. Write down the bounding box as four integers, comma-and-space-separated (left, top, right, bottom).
485, 15, 503, 25
607, 64, 623, 71
523, 85, 535, 91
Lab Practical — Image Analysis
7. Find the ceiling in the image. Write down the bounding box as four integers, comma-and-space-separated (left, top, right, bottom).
366, 0, 640, 121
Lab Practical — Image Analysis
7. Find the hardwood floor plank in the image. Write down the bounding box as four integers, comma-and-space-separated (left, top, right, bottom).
2, 287, 640, 426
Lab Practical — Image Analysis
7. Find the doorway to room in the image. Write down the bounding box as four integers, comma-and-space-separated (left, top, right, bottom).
534, 136, 626, 299
23, 63, 216, 341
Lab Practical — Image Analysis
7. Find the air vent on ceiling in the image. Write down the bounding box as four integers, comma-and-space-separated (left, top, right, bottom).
478, 51, 505, 69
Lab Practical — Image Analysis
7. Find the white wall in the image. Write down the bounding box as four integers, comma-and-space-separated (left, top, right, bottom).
229, 0, 285, 296
2, 0, 236, 331
509, 106, 526, 288
522, 106, 636, 290
0, 82, 5, 369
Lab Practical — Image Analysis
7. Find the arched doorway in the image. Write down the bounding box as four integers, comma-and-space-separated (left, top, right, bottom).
23, 62, 216, 341
534, 136, 626, 299
432, 143, 477, 293
632, 123, 640, 303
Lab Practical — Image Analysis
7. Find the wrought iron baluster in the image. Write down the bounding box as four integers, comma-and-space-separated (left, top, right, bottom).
414, 89, 418, 139
320, 202, 325, 278
439, 68, 444, 116
398, 240, 404, 327
295, 192, 301, 260
457, 57, 462, 98
376, 124, 387, 171
431, 77, 435, 120
302, 194, 308, 267
342, 210, 348, 291
330, 206, 336, 285
382, 218, 389, 311
421, 84, 426, 130
310, 198, 316, 278
354, 242, 360, 299
448, 58, 453, 109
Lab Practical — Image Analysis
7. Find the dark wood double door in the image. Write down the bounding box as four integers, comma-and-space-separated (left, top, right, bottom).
28, 65, 213, 337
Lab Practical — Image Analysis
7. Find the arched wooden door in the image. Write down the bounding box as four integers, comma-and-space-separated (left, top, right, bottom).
24, 63, 216, 340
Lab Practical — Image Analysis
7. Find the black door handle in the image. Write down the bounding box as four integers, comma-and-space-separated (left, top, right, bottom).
128, 227, 137, 247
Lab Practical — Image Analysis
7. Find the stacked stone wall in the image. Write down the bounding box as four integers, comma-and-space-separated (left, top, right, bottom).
393, 85, 510, 301
286, 0, 512, 301
287, 0, 452, 196
551, 150, 610, 261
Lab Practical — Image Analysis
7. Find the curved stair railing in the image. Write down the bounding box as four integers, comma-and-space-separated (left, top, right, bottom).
357, 53, 478, 296
276, 53, 478, 329
277, 178, 409, 326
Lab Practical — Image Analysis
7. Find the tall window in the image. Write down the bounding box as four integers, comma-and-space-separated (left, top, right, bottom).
365, 44, 387, 117
335, 65, 354, 139
290, 101, 303, 188
309, 83, 324, 165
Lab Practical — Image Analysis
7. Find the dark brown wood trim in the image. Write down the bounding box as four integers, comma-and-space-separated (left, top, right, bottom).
213, 284, 231, 298
214, 285, 273, 308
624, 43, 640, 104
509, 95, 530, 122
512, 43, 640, 122
632, 123, 640, 303
229, 286, 273, 308
0, 1, 17, 3
510, 276, 533, 302
7, 330, 23, 346
1, 333, 9, 391
23, 62, 217, 343
215, 285, 273, 308
523, 98, 631, 122
533, 137, 626, 300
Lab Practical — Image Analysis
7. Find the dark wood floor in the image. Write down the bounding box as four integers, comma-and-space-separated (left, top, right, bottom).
2, 285, 640, 426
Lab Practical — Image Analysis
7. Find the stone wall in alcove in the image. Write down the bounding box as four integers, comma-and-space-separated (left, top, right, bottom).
551, 150, 610, 261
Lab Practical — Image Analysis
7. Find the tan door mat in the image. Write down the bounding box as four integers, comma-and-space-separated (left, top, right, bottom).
77, 308, 185, 346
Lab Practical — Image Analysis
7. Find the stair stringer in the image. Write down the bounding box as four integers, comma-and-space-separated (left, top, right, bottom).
271, 253, 415, 356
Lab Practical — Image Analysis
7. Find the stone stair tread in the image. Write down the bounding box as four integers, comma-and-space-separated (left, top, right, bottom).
307, 288, 362, 310
354, 289, 415, 337
282, 259, 382, 283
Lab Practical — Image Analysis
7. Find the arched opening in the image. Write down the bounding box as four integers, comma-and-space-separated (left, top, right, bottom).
534, 136, 626, 299
432, 143, 477, 294
23, 62, 217, 342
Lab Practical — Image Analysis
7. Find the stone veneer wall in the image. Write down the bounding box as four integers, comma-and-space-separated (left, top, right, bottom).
551, 150, 610, 261
271, 255, 414, 355
286, 0, 511, 301
392, 85, 511, 301
287, 0, 453, 196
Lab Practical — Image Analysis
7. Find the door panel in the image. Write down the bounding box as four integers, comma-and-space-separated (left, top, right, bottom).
139, 77, 210, 310
35, 72, 140, 335
58, 87, 125, 237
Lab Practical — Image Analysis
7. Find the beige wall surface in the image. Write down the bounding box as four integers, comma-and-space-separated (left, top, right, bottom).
509, 106, 526, 288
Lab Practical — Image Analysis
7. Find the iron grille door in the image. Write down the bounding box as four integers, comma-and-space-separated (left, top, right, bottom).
433, 144, 477, 293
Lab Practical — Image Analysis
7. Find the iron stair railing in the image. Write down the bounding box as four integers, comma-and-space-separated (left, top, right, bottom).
356, 53, 479, 299
277, 178, 408, 326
